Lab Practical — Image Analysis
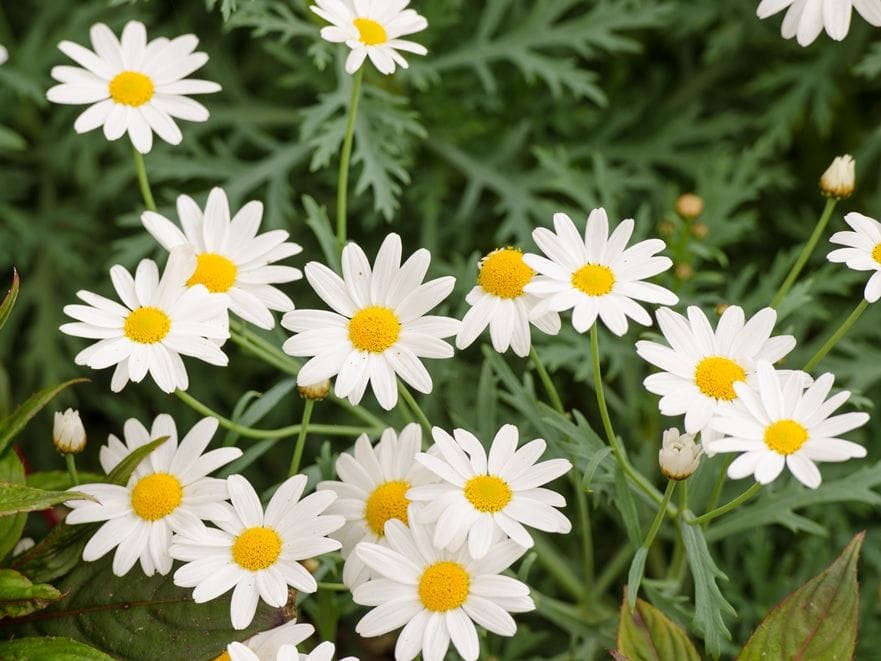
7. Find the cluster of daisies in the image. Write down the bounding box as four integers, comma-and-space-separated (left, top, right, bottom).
65, 414, 571, 660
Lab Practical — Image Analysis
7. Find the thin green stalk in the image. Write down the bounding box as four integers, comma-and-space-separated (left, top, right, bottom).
317, 582, 347, 592
65, 454, 79, 486
641, 480, 676, 553
572, 474, 593, 597
705, 455, 734, 514
336, 67, 365, 251
531, 534, 582, 600
175, 389, 376, 439
398, 381, 431, 434
529, 347, 565, 414
689, 481, 762, 526
804, 298, 870, 371
592, 542, 634, 598
132, 147, 157, 212
770, 197, 837, 308
288, 399, 315, 476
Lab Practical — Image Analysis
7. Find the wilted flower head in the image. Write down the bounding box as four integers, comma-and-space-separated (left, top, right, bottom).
53, 408, 86, 454
658, 428, 701, 480
820, 155, 855, 199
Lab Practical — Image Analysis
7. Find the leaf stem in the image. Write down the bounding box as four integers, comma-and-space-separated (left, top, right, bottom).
705, 455, 733, 514
317, 582, 348, 592
336, 67, 365, 252
770, 197, 837, 309
397, 381, 431, 435
803, 298, 870, 372
132, 146, 157, 212
689, 481, 762, 526
288, 399, 315, 476
65, 454, 79, 486
529, 346, 565, 414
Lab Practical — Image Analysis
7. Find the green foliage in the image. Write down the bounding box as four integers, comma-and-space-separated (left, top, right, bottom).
0, 636, 113, 660
0, 483, 94, 516
0, 378, 87, 456
0, 569, 61, 619
105, 436, 169, 485
0, 451, 26, 562
616, 589, 701, 661
0, 270, 19, 332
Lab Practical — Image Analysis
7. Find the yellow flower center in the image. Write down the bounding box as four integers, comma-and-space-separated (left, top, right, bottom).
693, 356, 746, 401
478, 248, 534, 298
873, 243, 881, 266
354, 17, 388, 45
364, 480, 410, 537
464, 475, 512, 513
124, 306, 171, 344
764, 419, 809, 455
130, 473, 183, 521
212, 653, 231, 661
571, 264, 615, 296
348, 306, 401, 353
232, 526, 283, 571
186, 253, 238, 293
418, 561, 470, 612
108, 71, 155, 107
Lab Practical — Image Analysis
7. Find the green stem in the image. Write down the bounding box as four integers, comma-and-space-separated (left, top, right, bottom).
317, 582, 347, 592
689, 481, 762, 526
65, 454, 79, 486
804, 298, 870, 371
531, 534, 582, 600
288, 399, 315, 476
336, 67, 365, 252
770, 197, 837, 309
641, 480, 676, 552
132, 147, 157, 212
705, 455, 733, 514
529, 347, 565, 414
397, 381, 431, 434
590, 324, 669, 510
592, 542, 634, 597
572, 474, 593, 596
174, 389, 376, 439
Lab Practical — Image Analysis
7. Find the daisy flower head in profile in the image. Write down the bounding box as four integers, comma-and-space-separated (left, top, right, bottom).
827, 212, 881, 303
170, 474, 344, 630
456, 247, 561, 357
224, 619, 357, 661
64, 415, 241, 577
317, 424, 436, 589
47, 21, 221, 153
60, 247, 230, 393
636, 305, 797, 441
142, 187, 302, 329
757, 0, 881, 46
523, 209, 678, 337
408, 425, 572, 559
710, 361, 868, 489
310, 0, 428, 75
353, 516, 534, 661
281, 233, 460, 410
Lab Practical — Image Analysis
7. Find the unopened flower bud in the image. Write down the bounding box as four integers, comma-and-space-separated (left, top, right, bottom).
675, 263, 693, 281
12, 538, 34, 557
820, 155, 855, 199
302, 558, 320, 574
659, 428, 701, 480
658, 220, 676, 238
691, 222, 709, 239
53, 408, 85, 454
298, 380, 331, 401
714, 303, 730, 316
676, 193, 704, 220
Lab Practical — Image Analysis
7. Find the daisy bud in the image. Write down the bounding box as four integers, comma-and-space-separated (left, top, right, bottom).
53, 408, 86, 454
675, 263, 694, 281
12, 538, 34, 557
657, 220, 676, 238
676, 193, 704, 220
298, 380, 331, 401
714, 303, 730, 316
691, 222, 709, 239
658, 428, 701, 481
302, 558, 320, 574
820, 155, 855, 199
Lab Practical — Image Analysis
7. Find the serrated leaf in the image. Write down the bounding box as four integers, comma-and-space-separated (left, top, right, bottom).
0, 269, 19, 331
0, 451, 26, 561
0, 568, 61, 619
106, 436, 169, 486
737, 532, 863, 661
302, 194, 342, 273
0, 378, 88, 456
616, 588, 701, 661
0, 636, 113, 660
5, 552, 284, 660
0, 483, 94, 515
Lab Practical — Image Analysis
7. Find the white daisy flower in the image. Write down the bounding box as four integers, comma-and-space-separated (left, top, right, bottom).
281, 233, 460, 411
456, 248, 561, 357
709, 361, 868, 488
523, 209, 678, 337
0, 44, 7, 65
317, 424, 437, 589
635, 305, 797, 438
225, 619, 357, 661
408, 425, 572, 559
827, 212, 881, 302
60, 247, 230, 393
310, 0, 428, 75
142, 187, 302, 329
170, 474, 344, 630
353, 517, 533, 661
65, 414, 241, 577
46, 20, 221, 153
757, 0, 881, 46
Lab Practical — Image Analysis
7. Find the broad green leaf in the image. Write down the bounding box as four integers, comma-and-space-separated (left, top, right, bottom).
6, 553, 284, 660
0, 483, 94, 515
11, 522, 95, 585
616, 589, 701, 661
0, 378, 88, 456
106, 436, 169, 486
0, 569, 61, 619
26, 471, 106, 491
0, 450, 26, 561
737, 532, 863, 661
0, 269, 19, 331
0, 636, 113, 660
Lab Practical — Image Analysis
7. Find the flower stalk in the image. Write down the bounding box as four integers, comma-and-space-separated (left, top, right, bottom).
336, 67, 365, 251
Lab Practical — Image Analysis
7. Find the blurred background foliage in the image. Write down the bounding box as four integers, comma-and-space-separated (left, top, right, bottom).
2, 0, 881, 657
